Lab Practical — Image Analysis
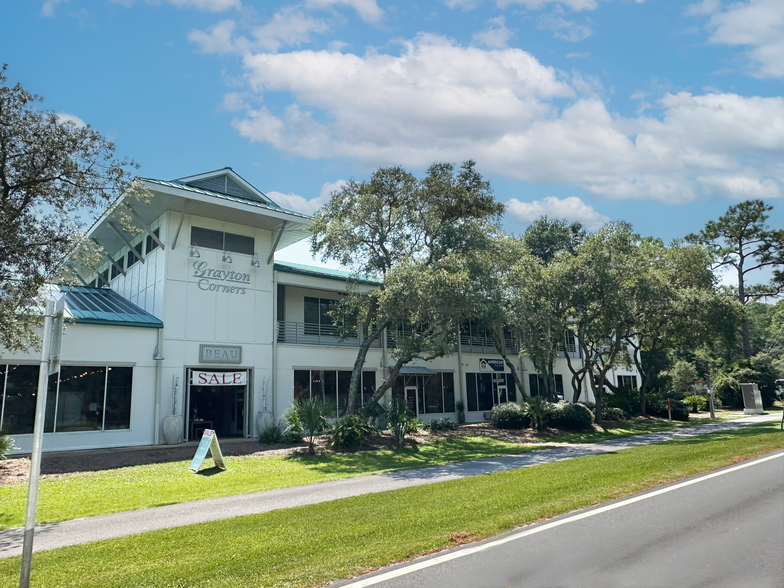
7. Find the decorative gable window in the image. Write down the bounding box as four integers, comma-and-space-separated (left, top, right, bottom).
191, 227, 254, 255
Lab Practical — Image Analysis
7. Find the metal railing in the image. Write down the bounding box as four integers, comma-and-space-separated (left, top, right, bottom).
276, 321, 381, 348
459, 333, 518, 355
556, 342, 580, 359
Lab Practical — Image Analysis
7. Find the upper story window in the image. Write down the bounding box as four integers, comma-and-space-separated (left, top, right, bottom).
127, 241, 143, 269
191, 227, 254, 255
617, 375, 638, 390
145, 228, 160, 254
110, 256, 123, 280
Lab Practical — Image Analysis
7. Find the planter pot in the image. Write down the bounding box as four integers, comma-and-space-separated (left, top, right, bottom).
163, 415, 183, 445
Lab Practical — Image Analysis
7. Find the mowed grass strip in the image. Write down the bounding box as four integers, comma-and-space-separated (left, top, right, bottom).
0, 436, 534, 529
1, 423, 780, 588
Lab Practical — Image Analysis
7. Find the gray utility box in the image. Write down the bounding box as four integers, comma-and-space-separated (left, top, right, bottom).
740, 383, 764, 415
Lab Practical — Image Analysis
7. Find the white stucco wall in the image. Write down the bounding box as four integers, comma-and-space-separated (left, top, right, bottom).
3, 323, 158, 454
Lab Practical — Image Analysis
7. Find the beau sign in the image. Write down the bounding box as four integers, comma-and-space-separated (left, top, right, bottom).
191, 371, 248, 386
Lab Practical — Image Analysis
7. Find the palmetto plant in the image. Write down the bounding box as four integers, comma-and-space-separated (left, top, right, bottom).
283, 398, 335, 453
522, 396, 554, 432
0, 432, 15, 460
385, 397, 416, 448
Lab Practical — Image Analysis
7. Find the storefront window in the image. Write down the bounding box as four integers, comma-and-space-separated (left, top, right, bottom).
0, 364, 133, 434
57, 366, 106, 431
1, 365, 38, 434
293, 369, 380, 418
465, 372, 517, 411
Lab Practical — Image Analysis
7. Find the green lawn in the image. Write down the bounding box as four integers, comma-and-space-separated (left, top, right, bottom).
0, 422, 780, 588
0, 436, 536, 529
542, 418, 697, 443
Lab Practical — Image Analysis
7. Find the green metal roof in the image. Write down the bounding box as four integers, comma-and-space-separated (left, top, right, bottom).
273, 261, 381, 286
143, 177, 312, 222
60, 286, 163, 329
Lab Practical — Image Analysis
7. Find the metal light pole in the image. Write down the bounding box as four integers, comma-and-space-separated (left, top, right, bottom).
19, 297, 64, 588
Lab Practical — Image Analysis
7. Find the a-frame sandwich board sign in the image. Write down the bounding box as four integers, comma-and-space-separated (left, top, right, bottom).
189, 429, 226, 473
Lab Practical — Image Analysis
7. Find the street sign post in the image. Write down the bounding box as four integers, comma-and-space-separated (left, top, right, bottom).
19, 297, 65, 588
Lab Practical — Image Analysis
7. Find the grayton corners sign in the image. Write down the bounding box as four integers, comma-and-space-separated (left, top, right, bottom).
200, 344, 242, 364
192, 261, 250, 294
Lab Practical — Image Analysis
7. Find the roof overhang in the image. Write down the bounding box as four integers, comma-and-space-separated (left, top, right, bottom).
84, 178, 311, 260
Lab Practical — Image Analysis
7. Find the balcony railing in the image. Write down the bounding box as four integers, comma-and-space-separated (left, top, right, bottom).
459, 333, 518, 355
556, 342, 580, 359
277, 321, 381, 348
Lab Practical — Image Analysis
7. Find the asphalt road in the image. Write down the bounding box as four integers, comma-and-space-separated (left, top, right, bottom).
338, 452, 784, 588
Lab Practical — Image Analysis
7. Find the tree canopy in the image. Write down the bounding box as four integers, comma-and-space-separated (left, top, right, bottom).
0, 65, 137, 352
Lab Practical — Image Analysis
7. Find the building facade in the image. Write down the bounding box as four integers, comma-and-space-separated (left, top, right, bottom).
0, 168, 640, 453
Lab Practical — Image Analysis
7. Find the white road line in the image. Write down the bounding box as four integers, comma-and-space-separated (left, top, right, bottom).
341, 451, 784, 588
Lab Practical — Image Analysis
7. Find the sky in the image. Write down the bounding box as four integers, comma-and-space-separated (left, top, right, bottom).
2, 0, 783, 282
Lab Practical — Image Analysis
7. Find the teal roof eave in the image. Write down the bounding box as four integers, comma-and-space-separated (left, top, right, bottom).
273, 262, 381, 286
69, 318, 163, 329
59, 286, 164, 329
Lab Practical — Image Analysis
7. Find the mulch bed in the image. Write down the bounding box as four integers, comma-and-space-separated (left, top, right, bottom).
0, 418, 671, 486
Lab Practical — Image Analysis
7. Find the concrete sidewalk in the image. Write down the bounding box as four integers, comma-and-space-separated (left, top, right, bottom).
0, 413, 778, 559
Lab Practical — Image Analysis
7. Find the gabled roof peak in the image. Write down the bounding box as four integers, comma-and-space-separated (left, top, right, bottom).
174, 168, 279, 208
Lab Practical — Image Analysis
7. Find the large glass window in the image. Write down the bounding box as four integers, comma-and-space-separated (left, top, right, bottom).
389, 373, 456, 415
292, 369, 378, 418
617, 375, 638, 390
1, 365, 38, 434
304, 297, 337, 336
0, 364, 132, 434
528, 374, 564, 398
465, 372, 517, 412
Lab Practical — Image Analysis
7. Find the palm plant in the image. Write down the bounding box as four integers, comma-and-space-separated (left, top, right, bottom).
385, 397, 415, 448
0, 432, 15, 460
283, 397, 335, 453
522, 396, 553, 432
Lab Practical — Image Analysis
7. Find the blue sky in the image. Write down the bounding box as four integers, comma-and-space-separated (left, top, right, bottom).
3, 0, 782, 279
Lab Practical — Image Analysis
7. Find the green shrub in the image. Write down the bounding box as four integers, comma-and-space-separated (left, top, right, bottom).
522, 396, 554, 431
550, 402, 594, 430
283, 397, 335, 452
604, 386, 639, 416
328, 415, 376, 450
683, 395, 708, 413
360, 400, 386, 426
646, 394, 690, 421
713, 354, 778, 409
599, 406, 627, 422
427, 418, 457, 432
258, 423, 285, 444
0, 432, 15, 460
490, 402, 529, 429
385, 398, 417, 448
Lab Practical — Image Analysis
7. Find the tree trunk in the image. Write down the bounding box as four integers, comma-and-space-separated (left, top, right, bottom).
371, 354, 413, 403
565, 332, 588, 402
491, 327, 526, 398
737, 251, 752, 358
345, 300, 382, 415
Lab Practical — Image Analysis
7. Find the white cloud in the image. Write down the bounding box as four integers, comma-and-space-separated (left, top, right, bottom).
266, 179, 347, 214
691, 0, 784, 78
497, 0, 598, 12
566, 52, 590, 59
189, 20, 243, 54
189, 8, 330, 54
218, 92, 248, 112
473, 16, 514, 49
114, 0, 240, 11
227, 34, 784, 204
538, 10, 594, 42
305, 0, 383, 24
506, 196, 611, 229
41, 0, 67, 17
56, 112, 86, 128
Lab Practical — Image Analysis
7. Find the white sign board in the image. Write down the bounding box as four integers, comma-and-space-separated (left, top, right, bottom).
191, 371, 247, 386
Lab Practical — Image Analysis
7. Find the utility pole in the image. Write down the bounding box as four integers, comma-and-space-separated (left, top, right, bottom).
19, 297, 65, 588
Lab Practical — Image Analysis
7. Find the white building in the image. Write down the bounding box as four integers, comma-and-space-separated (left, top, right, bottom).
0, 168, 641, 453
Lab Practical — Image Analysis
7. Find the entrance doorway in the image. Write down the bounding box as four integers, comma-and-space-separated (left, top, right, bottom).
186, 368, 248, 441
404, 385, 418, 414
492, 373, 509, 405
